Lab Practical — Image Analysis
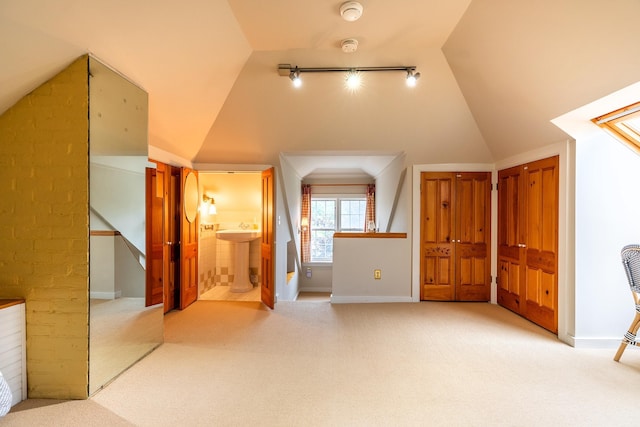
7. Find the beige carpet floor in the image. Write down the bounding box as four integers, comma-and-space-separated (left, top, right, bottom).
5, 300, 640, 426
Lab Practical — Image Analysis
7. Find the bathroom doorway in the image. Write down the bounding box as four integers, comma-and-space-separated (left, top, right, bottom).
197, 171, 263, 303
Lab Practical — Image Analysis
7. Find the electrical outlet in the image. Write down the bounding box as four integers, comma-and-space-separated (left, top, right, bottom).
374, 269, 381, 280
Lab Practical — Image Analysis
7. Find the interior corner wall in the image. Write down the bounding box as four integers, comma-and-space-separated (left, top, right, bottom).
375, 154, 407, 232
574, 134, 640, 347
275, 170, 298, 301
0, 56, 89, 398
278, 157, 302, 293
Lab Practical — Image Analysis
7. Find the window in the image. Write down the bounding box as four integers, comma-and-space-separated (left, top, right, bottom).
310, 197, 366, 262
592, 101, 640, 153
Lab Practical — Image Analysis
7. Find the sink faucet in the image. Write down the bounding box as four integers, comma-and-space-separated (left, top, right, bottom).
239, 222, 250, 230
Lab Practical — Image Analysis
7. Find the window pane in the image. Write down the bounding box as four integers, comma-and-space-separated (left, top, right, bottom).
311, 230, 334, 262
340, 199, 366, 231
311, 200, 335, 229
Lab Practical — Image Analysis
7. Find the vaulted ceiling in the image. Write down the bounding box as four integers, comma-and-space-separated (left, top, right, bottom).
2, 1, 640, 175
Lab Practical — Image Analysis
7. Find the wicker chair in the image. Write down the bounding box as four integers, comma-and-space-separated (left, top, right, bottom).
614, 244, 640, 362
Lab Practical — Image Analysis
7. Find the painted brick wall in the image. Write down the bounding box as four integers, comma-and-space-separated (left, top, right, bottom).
0, 56, 90, 399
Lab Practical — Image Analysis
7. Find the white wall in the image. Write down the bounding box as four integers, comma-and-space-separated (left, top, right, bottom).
275, 168, 298, 301
375, 153, 407, 232
574, 134, 640, 346
332, 236, 412, 303
115, 236, 145, 298
298, 264, 333, 292
278, 155, 303, 296
89, 235, 118, 299
90, 156, 149, 254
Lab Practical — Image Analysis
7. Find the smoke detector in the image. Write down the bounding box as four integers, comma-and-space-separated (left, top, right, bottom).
340, 1, 363, 22
341, 38, 359, 53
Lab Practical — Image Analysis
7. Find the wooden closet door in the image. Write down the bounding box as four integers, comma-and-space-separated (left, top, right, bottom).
497, 165, 525, 313
497, 156, 558, 333
420, 173, 455, 301
455, 172, 491, 301
523, 156, 559, 333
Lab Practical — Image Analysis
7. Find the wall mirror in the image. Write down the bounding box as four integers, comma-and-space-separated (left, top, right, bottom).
88, 57, 163, 395
184, 171, 199, 223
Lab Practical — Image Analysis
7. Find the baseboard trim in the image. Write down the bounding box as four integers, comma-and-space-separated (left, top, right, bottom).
90, 290, 122, 300
300, 287, 332, 293
569, 336, 624, 349
330, 295, 414, 304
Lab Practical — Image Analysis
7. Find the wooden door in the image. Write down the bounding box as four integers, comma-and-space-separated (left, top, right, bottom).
179, 168, 199, 310
165, 165, 180, 312
145, 167, 164, 307
148, 161, 180, 313
497, 165, 525, 314
497, 156, 559, 333
261, 167, 275, 309
455, 172, 491, 301
523, 156, 559, 333
420, 173, 455, 301
421, 172, 491, 301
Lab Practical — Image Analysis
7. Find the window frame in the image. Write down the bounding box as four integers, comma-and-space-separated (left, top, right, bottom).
592, 101, 640, 154
309, 194, 367, 263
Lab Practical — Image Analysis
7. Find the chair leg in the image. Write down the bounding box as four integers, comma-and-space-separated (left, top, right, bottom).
614, 313, 640, 362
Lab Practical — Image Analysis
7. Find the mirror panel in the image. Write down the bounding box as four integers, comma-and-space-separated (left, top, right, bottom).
184, 171, 199, 223
88, 57, 163, 395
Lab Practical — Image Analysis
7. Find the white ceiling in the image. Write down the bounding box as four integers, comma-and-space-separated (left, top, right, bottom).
2, 0, 640, 178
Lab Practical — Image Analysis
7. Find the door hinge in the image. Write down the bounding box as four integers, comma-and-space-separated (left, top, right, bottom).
491, 183, 498, 191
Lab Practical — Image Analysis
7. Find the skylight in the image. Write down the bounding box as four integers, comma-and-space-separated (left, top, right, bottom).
592, 101, 640, 153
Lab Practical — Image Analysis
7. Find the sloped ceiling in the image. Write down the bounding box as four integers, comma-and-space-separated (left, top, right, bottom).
0, 0, 251, 161
2, 1, 640, 172
443, 0, 640, 160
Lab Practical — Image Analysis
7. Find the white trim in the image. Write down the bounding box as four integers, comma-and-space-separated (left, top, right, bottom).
570, 336, 626, 349
411, 163, 494, 304
90, 291, 122, 300
299, 286, 332, 293
330, 295, 414, 304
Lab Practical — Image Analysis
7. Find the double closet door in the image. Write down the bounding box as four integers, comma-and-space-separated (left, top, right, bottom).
420, 172, 491, 301
497, 156, 559, 333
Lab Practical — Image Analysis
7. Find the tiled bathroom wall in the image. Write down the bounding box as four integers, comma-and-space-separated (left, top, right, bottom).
199, 226, 217, 293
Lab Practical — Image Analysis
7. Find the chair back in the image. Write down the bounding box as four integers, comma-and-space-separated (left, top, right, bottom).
621, 244, 640, 293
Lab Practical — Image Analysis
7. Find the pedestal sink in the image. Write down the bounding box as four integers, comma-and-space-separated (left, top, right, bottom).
216, 230, 261, 292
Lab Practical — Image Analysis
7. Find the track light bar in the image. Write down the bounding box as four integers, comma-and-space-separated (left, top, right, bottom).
278, 64, 417, 76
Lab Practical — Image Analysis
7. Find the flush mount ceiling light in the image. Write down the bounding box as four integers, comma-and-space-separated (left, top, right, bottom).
278, 64, 421, 89
340, 1, 363, 22
341, 38, 359, 53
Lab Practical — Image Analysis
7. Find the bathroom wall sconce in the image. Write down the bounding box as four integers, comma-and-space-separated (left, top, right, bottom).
299, 217, 309, 233
278, 64, 420, 89
202, 195, 217, 215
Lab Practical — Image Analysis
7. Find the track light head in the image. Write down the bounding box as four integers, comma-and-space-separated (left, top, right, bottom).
345, 69, 361, 90
406, 69, 421, 87
289, 67, 302, 88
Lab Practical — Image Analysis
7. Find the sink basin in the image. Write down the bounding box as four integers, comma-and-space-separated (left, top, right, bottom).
216, 230, 261, 243
216, 230, 261, 293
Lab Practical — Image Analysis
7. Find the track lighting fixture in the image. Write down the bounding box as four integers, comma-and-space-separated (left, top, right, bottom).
278, 64, 420, 89
406, 69, 421, 87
